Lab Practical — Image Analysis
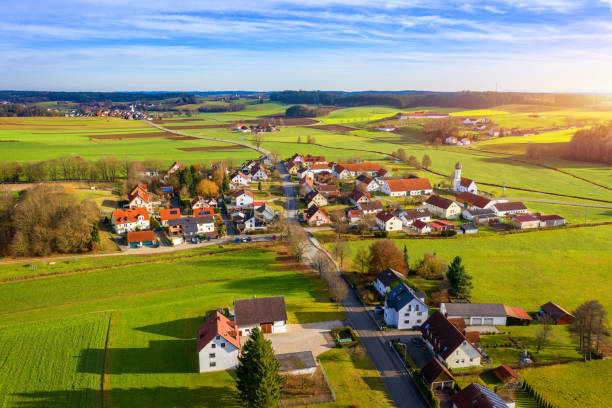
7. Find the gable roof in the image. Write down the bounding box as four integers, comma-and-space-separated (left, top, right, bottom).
376, 211, 397, 223
128, 187, 150, 203
376, 168, 390, 178
159, 208, 181, 221
504, 306, 532, 321
442, 303, 507, 318
317, 184, 338, 193
421, 311, 472, 359
305, 205, 329, 220
412, 219, 428, 229
358, 201, 383, 212
347, 209, 363, 218
493, 201, 527, 212
386, 282, 425, 311
425, 194, 456, 210
375, 268, 405, 287
538, 215, 564, 221
356, 174, 374, 184
513, 215, 539, 222
127, 230, 155, 243
455, 191, 491, 209
232, 189, 253, 198
493, 365, 519, 382
460, 177, 475, 188
451, 383, 509, 408
304, 190, 322, 204
197, 311, 240, 352
448, 317, 467, 331
386, 178, 432, 192
340, 162, 381, 172
540, 302, 573, 320
463, 207, 496, 217
349, 189, 368, 202
234, 296, 287, 326
112, 207, 149, 224
196, 215, 215, 225
400, 208, 431, 221
309, 163, 330, 170
421, 358, 454, 385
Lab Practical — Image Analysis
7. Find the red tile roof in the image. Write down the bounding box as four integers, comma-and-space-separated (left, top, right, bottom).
465, 331, 481, 344
538, 215, 565, 221
340, 162, 381, 172
455, 191, 491, 209
504, 306, 532, 320
112, 207, 149, 224
451, 383, 507, 408
127, 230, 155, 243
412, 219, 428, 229
513, 215, 539, 222
197, 311, 240, 352
425, 194, 456, 210
386, 178, 432, 192
309, 163, 330, 170
493, 365, 519, 382
232, 189, 254, 198
494, 201, 527, 212
193, 207, 214, 217
460, 177, 474, 188
421, 358, 454, 385
159, 208, 181, 221
377, 211, 396, 222
421, 311, 472, 360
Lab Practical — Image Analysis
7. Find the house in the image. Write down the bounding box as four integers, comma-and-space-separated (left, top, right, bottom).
421, 311, 481, 368
445, 136, 458, 145
462, 207, 497, 223
194, 207, 214, 217
303, 155, 326, 166
229, 170, 250, 186
455, 192, 492, 210
297, 168, 314, 181
492, 201, 528, 216
355, 174, 379, 192
376, 211, 403, 232
304, 205, 330, 226
373, 268, 406, 297
346, 209, 363, 223
317, 184, 339, 198
511, 215, 540, 229
539, 302, 574, 325
493, 365, 520, 384
428, 220, 456, 232
128, 185, 152, 213
349, 189, 371, 205
127, 230, 156, 248
421, 358, 455, 390
143, 168, 159, 177
167, 218, 190, 244
459, 223, 479, 234
304, 190, 328, 208
381, 178, 433, 197
453, 162, 478, 194
315, 171, 336, 185
452, 383, 515, 408
424, 195, 462, 219
376, 168, 391, 179
165, 161, 184, 179
191, 196, 217, 209
159, 208, 181, 227
538, 215, 565, 227
285, 160, 300, 175
411, 219, 431, 234
232, 189, 254, 208
111, 207, 150, 234
197, 311, 240, 373
234, 295, 287, 335
440, 303, 508, 326
384, 282, 428, 329
331, 164, 351, 179
196, 216, 216, 235
307, 163, 331, 174
357, 200, 383, 215
249, 164, 269, 181
397, 208, 431, 226
463, 118, 478, 125
244, 203, 275, 231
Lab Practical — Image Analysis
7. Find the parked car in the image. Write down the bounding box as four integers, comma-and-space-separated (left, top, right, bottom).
234, 238, 241, 243
411, 337, 423, 347
374, 307, 384, 315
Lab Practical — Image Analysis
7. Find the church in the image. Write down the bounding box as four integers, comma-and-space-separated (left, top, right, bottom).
453, 162, 478, 194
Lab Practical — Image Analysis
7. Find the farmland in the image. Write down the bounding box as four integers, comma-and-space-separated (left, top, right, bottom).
520, 360, 612, 408
324, 224, 612, 316
0, 246, 351, 407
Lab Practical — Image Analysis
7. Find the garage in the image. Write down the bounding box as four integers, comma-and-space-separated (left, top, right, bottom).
484, 318, 494, 325
127, 230, 156, 248
471, 318, 483, 325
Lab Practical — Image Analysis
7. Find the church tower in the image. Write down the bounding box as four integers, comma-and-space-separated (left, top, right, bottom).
453, 162, 462, 191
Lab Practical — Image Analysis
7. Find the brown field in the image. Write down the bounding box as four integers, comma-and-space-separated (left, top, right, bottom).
164, 124, 231, 130
152, 119, 204, 124
164, 135, 199, 140
87, 132, 170, 139
243, 117, 320, 126
307, 124, 357, 132
178, 145, 245, 151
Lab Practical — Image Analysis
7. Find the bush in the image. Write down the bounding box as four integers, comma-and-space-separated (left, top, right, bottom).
285, 104, 319, 117
416, 254, 447, 279
330, 326, 359, 347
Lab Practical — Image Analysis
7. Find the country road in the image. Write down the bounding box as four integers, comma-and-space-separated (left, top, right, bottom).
277, 161, 428, 408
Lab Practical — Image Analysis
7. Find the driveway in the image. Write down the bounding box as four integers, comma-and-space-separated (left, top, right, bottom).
264, 320, 344, 358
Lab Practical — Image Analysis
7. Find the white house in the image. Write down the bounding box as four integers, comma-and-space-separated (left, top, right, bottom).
453, 162, 478, 194
111, 207, 150, 234
373, 268, 406, 297
232, 189, 254, 208
229, 170, 250, 186
234, 295, 287, 335
249, 165, 269, 181
492, 201, 528, 216
127, 186, 153, 213
376, 211, 403, 232
421, 312, 481, 369
191, 196, 217, 209
397, 208, 432, 227
331, 164, 351, 179
424, 195, 462, 220
355, 174, 379, 192
411, 219, 432, 234
440, 303, 507, 326
197, 311, 241, 373
196, 216, 216, 234
381, 178, 433, 197
384, 282, 428, 330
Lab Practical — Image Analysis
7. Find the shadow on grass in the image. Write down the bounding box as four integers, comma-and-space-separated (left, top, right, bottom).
78, 340, 197, 374
221, 273, 317, 296
10, 386, 238, 408
362, 376, 388, 392
135, 317, 203, 339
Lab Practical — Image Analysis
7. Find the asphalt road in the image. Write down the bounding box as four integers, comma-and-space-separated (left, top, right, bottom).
277, 161, 428, 408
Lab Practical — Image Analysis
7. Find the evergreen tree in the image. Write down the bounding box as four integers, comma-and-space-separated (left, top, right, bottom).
190, 165, 200, 193
258, 181, 262, 191
446, 256, 473, 299
403, 245, 409, 271
182, 169, 193, 194
236, 328, 283, 408
90, 222, 100, 243
221, 173, 230, 194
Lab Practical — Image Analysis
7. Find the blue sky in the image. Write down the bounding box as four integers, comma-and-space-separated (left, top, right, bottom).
2, 0, 612, 92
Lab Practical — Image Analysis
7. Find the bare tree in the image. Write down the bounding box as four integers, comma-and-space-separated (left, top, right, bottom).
534, 315, 554, 353
254, 133, 264, 150
312, 251, 332, 276
571, 300, 609, 360
352, 245, 369, 274
331, 238, 351, 269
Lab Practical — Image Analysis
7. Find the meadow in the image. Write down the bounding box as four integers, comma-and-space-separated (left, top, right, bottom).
325, 225, 612, 316
0, 246, 394, 408
520, 360, 612, 408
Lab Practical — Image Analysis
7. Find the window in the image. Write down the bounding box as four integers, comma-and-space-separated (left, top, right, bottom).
404, 321, 410, 324
216, 335, 220, 340
210, 362, 216, 367
408, 305, 412, 311
404, 313, 410, 317
417, 320, 422, 323
415, 305, 419, 311
470, 358, 474, 362
211, 343, 216, 349
220, 343, 226, 348
209, 353, 215, 358
417, 312, 422, 316
461, 359, 465, 363
456, 360, 459, 364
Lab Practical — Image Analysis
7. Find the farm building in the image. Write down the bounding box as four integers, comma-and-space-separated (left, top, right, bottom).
421, 358, 455, 390
317, 184, 339, 197
511, 215, 540, 229
197, 311, 240, 373
441, 303, 531, 326
492, 201, 528, 216
127, 230, 156, 248
234, 295, 287, 335
538, 215, 566, 227
428, 220, 455, 232
455, 191, 492, 210
462, 207, 497, 223
373, 268, 405, 296
539, 302, 574, 325
384, 282, 428, 329
424, 194, 462, 219
451, 383, 514, 408
337, 162, 382, 177
380, 178, 433, 197
459, 223, 478, 234
493, 365, 520, 383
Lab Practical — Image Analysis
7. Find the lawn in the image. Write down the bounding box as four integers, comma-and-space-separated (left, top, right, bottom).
0, 246, 349, 407
329, 225, 612, 316
520, 360, 612, 408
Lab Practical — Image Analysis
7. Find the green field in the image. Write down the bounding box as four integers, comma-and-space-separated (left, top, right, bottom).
328, 225, 612, 315
0, 247, 349, 407
520, 360, 612, 408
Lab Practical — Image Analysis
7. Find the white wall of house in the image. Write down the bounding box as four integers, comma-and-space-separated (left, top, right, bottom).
377, 216, 403, 232
129, 196, 152, 213
400, 215, 431, 227
198, 335, 239, 373
384, 299, 429, 330
234, 194, 254, 208
112, 216, 150, 234
425, 202, 461, 220
238, 320, 286, 336
197, 222, 215, 233
442, 342, 481, 368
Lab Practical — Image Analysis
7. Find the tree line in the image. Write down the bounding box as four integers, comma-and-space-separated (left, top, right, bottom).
0, 104, 63, 117
0, 91, 190, 104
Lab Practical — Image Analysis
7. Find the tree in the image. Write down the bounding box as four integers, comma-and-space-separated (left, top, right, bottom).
407, 155, 420, 169
570, 300, 609, 360
195, 179, 219, 197
367, 239, 407, 278
331, 238, 351, 268
403, 245, 409, 271
297, 135, 302, 144
254, 133, 264, 150
422, 154, 432, 169
446, 256, 472, 299
417, 253, 448, 279
288, 225, 307, 261
90, 221, 100, 250
312, 251, 332, 276
258, 181, 262, 191
221, 173, 230, 194
236, 328, 284, 408
534, 315, 554, 353
353, 245, 369, 274
271, 169, 281, 180
211, 167, 225, 188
